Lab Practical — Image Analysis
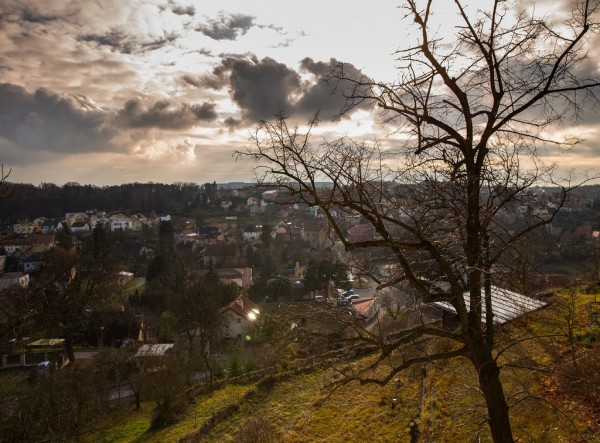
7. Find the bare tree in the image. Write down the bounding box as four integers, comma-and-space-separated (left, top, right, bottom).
240, 1, 600, 441
5, 231, 119, 363
0, 165, 13, 201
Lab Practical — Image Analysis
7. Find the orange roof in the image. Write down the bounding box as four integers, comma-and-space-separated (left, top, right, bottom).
219, 295, 259, 318
352, 298, 375, 317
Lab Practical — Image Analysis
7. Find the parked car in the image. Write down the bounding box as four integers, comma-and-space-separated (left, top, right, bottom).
30, 360, 51, 380
342, 290, 359, 301
314, 295, 325, 303
37, 360, 51, 375
337, 298, 350, 307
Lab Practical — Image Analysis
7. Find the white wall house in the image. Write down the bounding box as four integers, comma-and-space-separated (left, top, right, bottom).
219, 295, 260, 340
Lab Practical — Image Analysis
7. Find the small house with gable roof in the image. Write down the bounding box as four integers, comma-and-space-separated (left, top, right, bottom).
219, 295, 260, 340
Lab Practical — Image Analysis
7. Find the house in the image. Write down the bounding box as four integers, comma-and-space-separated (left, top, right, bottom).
0, 237, 31, 255
202, 243, 237, 267
118, 271, 134, 285
13, 223, 37, 235
195, 226, 220, 246
110, 215, 133, 232
129, 214, 147, 232
90, 216, 108, 230
261, 190, 278, 202
41, 218, 64, 234
302, 220, 325, 250
177, 229, 198, 244
65, 212, 88, 227
0, 272, 30, 291
217, 268, 253, 288
0, 234, 55, 256
155, 214, 171, 225
219, 295, 260, 340
70, 221, 90, 233
347, 223, 375, 243
242, 225, 260, 242
247, 197, 260, 206
20, 252, 44, 273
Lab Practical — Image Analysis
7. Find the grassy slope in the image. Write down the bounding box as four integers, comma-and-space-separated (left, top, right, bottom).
95, 385, 254, 443
96, 292, 600, 442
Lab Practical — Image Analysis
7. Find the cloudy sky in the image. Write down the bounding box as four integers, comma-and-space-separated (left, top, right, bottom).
0, 0, 598, 186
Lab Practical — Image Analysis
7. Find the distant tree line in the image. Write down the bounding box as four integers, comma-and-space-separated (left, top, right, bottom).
0, 182, 212, 221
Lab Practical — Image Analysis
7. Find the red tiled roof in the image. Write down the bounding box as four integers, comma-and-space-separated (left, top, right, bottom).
303, 220, 324, 232
219, 295, 259, 318
352, 298, 375, 316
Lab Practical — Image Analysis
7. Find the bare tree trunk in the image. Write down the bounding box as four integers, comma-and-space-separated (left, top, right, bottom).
470, 338, 514, 443
64, 335, 76, 364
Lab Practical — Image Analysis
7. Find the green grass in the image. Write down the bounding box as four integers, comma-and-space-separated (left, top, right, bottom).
92, 402, 153, 443
91, 384, 256, 443
96, 291, 600, 442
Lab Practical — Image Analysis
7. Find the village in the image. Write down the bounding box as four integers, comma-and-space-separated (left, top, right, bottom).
1, 182, 595, 370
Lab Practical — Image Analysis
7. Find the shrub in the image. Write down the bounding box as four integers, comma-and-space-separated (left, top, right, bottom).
235, 417, 281, 443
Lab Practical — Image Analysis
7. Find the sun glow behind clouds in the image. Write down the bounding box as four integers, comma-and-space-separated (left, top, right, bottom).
2, 0, 600, 185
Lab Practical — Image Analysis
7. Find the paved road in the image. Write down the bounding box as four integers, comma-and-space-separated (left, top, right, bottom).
73, 351, 99, 360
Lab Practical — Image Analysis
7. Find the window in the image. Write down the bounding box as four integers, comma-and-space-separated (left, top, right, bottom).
236, 318, 241, 325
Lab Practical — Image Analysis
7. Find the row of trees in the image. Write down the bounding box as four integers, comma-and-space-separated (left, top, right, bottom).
0, 181, 226, 221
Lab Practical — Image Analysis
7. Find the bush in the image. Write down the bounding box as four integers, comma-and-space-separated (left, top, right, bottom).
574, 325, 600, 344
230, 354, 242, 377
235, 417, 281, 443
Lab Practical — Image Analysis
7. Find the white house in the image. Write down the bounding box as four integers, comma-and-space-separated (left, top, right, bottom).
219, 295, 260, 340
41, 219, 64, 234
243, 225, 260, 241
155, 215, 171, 224
110, 215, 133, 232
0, 272, 30, 291
70, 221, 90, 233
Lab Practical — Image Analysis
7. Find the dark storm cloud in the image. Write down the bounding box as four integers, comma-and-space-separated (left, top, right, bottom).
224, 116, 242, 129
21, 7, 63, 24
172, 5, 195, 16
296, 57, 368, 118
139, 32, 178, 52
196, 13, 255, 40
79, 31, 178, 54
202, 56, 367, 124
214, 56, 301, 121
0, 83, 117, 154
115, 99, 217, 129
79, 31, 134, 54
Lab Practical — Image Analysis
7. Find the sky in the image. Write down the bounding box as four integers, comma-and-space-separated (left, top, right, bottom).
0, 0, 599, 186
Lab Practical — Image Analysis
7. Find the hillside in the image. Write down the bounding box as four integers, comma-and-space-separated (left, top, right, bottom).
92, 291, 600, 443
